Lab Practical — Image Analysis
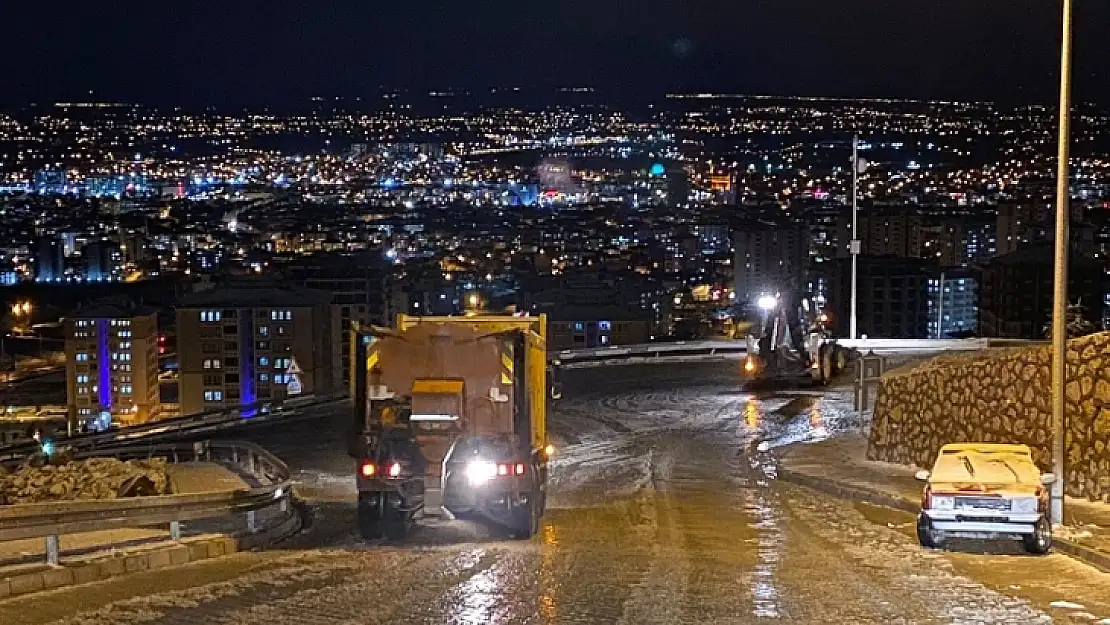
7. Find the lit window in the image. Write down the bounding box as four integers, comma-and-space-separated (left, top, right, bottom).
258, 356, 269, 367
200, 311, 222, 322
76, 353, 89, 361
76, 374, 89, 383
121, 385, 132, 394
259, 373, 270, 382
258, 326, 269, 337
204, 390, 224, 402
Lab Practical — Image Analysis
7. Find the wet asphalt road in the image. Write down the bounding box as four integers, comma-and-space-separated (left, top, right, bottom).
7, 362, 1110, 624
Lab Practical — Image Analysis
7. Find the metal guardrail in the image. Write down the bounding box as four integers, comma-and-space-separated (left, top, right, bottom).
553, 338, 1048, 367
0, 440, 295, 565
0, 393, 347, 462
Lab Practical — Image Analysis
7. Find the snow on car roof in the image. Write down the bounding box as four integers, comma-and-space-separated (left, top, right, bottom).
932, 446, 1040, 484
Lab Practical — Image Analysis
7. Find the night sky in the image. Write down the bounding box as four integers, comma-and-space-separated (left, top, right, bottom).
3, 0, 1108, 107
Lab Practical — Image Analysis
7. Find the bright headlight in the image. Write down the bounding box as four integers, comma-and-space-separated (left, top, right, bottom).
931, 495, 955, 510
1011, 497, 1039, 514
466, 461, 497, 487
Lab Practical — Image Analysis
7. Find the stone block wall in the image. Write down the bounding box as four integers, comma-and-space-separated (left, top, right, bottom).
868, 332, 1110, 501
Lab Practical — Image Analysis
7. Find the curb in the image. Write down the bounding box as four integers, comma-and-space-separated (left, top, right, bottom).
0, 505, 303, 601
777, 466, 1110, 575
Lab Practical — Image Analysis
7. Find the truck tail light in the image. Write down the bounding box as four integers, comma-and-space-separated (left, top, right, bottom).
388, 462, 402, 478
360, 462, 376, 478
497, 463, 510, 477
514, 463, 526, 476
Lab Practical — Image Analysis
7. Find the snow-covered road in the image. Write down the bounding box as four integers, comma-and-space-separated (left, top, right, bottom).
7, 361, 1110, 624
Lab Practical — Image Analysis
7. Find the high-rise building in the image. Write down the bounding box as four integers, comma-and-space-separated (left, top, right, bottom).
34, 168, 67, 194
926, 270, 979, 338
33, 236, 65, 283
176, 284, 342, 416
64, 302, 161, 430
964, 219, 997, 266
83, 240, 124, 282
812, 256, 936, 338
692, 223, 729, 254
733, 220, 809, 303
995, 202, 1039, 256
666, 164, 690, 208
836, 209, 924, 259
978, 245, 1104, 339
280, 252, 391, 387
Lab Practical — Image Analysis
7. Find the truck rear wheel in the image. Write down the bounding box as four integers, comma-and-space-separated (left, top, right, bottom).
358, 492, 383, 540
510, 496, 540, 539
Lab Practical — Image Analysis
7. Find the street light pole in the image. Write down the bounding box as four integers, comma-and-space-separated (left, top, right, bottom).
1050, 0, 1074, 526
849, 135, 860, 340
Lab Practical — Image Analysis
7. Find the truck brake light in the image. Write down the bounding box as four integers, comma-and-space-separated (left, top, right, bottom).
514, 463, 526, 476
497, 463, 510, 477
361, 462, 376, 477
388, 462, 402, 478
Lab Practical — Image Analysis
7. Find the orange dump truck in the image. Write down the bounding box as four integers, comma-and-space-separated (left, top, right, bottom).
348, 314, 561, 539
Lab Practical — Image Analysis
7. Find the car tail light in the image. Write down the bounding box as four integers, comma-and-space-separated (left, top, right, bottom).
514, 463, 526, 476
388, 462, 402, 478
921, 485, 932, 510
360, 462, 376, 478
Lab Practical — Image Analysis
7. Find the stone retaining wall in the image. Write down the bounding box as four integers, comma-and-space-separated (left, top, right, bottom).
868, 332, 1110, 501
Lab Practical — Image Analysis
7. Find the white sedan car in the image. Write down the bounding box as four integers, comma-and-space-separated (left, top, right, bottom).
915, 443, 1055, 554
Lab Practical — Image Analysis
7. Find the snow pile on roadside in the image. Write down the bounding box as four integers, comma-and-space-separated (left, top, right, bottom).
0, 457, 170, 505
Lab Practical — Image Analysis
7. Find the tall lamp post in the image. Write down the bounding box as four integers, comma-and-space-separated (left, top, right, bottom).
849, 136, 860, 339
1050, 0, 1075, 526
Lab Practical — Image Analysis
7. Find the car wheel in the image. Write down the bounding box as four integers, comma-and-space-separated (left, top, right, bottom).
916, 514, 944, 549
1023, 518, 1052, 555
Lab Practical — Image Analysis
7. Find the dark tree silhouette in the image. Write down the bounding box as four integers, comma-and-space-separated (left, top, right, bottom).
1043, 300, 1099, 340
